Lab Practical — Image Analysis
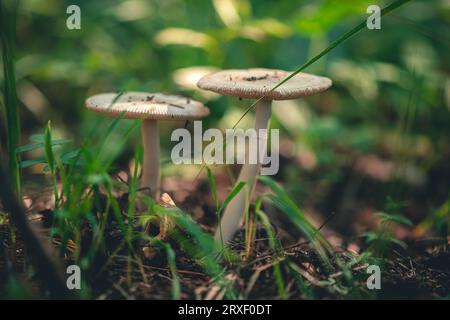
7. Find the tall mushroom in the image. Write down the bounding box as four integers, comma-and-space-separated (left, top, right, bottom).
197, 68, 332, 244
85, 92, 210, 200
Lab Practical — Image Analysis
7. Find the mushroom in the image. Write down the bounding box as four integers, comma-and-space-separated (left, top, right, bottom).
85, 92, 210, 200
197, 68, 332, 244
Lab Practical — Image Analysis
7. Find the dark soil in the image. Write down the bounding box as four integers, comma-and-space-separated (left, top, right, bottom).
1, 177, 449, 300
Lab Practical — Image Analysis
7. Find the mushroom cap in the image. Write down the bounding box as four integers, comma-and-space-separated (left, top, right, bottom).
85, 92, 210, 120
197, 68, 332, 100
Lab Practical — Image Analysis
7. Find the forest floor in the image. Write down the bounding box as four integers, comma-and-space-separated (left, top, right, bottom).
1, 174, 449, 300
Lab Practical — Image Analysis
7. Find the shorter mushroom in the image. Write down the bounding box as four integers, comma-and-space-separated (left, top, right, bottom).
85, 91, 210, 200
197, 68, 332, 244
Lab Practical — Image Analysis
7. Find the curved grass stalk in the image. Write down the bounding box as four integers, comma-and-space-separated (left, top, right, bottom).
0, 0, 21, 196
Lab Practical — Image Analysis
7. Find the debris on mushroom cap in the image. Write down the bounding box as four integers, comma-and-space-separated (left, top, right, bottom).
85, 92, 210, 120
197, 68, 332, 100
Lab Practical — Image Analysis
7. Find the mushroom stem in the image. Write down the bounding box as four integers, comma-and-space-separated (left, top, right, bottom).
215, 99, 272, 244
141, 119, 161, 199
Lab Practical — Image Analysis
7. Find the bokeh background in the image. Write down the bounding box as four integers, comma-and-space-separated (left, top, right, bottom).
1, 0, 449, 238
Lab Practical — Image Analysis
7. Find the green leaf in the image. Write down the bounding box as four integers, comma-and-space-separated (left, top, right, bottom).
17, 138, 72, 154
60, 149, 82, 165
361, 232, 408, 250
377, 212, 413, 227
16, 143, 44, 154
29, 134, 45, 143
19, 158, 46, 169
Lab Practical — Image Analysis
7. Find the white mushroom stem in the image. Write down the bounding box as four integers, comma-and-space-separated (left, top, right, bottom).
140, 119, 161, 199
215, 99, 272, 244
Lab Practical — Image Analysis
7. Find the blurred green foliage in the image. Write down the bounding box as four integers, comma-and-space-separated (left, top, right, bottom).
1, 0, 449, 231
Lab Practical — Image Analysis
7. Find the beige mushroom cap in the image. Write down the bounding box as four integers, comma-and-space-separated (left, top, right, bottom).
197, 68, 332, 100
85, 92, 210, 120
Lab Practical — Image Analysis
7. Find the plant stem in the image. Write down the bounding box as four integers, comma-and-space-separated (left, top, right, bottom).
141, 120, 160, 199
215, 99, 272, 243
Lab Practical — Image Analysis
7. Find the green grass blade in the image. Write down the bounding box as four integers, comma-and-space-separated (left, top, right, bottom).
218, 181, 246, 214
232, 0, 412, 129
44, 121, 60, 207
0, 0, 21, 195
163, 243, 181, 300
95, 111, 126, 162
260, 176, 332, 265
206, 166, 219, 210
149, 238, 181, 300
255, 202, 286, 299
206, 165, 224, 245
152, 205, 238, 298
44, 121, 55, 173
286, 261, 316, 299
216, 181, 246, 248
